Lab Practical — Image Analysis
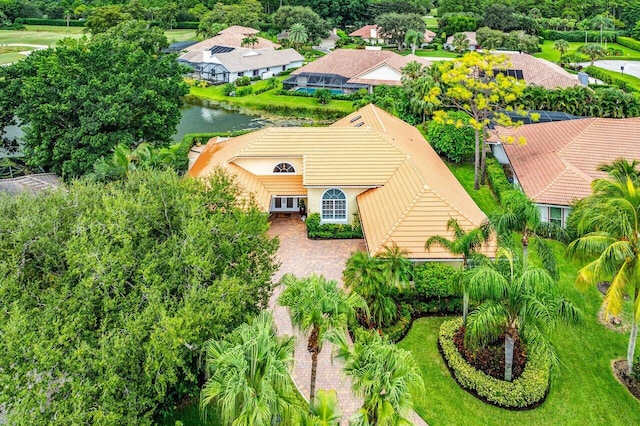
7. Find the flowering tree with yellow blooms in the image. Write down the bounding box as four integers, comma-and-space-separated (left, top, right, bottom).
428, 52, 533, 190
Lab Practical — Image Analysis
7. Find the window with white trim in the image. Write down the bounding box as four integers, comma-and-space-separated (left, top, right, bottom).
549, 207, 563, 227
321, 189, 347, 221
273, 162, 296, 173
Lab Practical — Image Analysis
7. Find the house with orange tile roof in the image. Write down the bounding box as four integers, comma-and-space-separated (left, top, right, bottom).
349, 25, 388, 44
189, 104, 496, 261
495, 52, 582, 89
490, 117, 640, 226
282, 49, 431, 94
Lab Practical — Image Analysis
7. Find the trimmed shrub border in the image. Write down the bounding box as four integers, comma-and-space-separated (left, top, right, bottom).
438, 318, 551, 409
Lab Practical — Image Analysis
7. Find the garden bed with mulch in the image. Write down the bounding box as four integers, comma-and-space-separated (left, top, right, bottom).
612, 359, 640, 401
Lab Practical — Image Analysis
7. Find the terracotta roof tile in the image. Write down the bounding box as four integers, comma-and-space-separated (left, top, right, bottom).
291, 49, 399, 79
349, 25, 381, 38
497, 52, 580, 89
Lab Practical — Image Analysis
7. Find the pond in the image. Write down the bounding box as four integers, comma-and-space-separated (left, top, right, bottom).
1, 101, 271, 158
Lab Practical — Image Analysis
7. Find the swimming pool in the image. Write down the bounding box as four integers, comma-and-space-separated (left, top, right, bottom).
295, 87, 345, 95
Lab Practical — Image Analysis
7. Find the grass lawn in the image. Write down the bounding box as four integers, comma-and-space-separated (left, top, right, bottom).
189, 77, 355, 117
0, 25, 197, 48
0, 51, 28, 64
446, 162, 499, 215
425, 16, 438, 29
534, 40, 640, 62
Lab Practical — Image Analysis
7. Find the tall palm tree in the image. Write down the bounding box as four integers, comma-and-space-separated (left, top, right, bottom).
329, 329, 424, 425
425, 218, 490, 326
553, 39, 569, 61
241, 35, 259, 49
404, 29, 424, 55
343, 248, 410, 328
278, 274, 367, 400
451, 32, 469, 53
465, 247, 581, 381
200, 312, 296, 426
288, 23, 308, 49
579, 43, 606, 66
489, 190, 565, 275
566, 159, 640, 374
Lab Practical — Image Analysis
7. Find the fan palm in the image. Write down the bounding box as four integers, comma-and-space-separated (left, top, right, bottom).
553, 39, 569, 61
425, 218, 490, 326
200, 312, 296, 426
329, 329, 424, 425
465, 247, 581, 381
566, 159, 640, 374
278, 274, 367, 400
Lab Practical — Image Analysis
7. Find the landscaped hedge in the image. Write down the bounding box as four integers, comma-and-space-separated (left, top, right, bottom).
486, 157, 512, 203
20, 18, 85, 27
305, 212, 363, 239
584, 66, 638, 93
439, 318, 551, 408
175, 21, 199, 29
613, 36, 640, 52
540, 29, 621, 42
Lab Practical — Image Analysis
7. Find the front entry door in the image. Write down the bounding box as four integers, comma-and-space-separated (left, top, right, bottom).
271, 196, 298, 212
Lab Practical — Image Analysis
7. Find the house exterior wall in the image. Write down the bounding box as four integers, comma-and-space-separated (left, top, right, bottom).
226, 61, 303, 83
233, 158, 303, 175
359, 65, 402, 82
307, 187, 370, 224
537, 203, 571, 228
491, 144, 510, 165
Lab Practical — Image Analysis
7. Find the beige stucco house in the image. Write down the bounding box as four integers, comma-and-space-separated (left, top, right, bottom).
189, 104, 495, 261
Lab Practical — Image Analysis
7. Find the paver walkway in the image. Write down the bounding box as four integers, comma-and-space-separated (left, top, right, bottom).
267, 216, 427, 425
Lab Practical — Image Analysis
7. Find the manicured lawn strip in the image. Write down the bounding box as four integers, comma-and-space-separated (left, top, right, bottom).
400, 241, 640, 425
410, 49, 458, 59
534, 40, 640, 62
446, 162, 499, 215
189, 79, 355, 116
0, 52, 28, 65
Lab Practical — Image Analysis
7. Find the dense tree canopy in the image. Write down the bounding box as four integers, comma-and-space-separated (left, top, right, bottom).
272, 5, 329, 42
376, 12, 426, 50
0, 169, 279, 424
0, 35, 188, 179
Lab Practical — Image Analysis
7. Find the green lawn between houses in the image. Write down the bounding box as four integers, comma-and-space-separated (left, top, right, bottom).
399, 164, 640, 426
534, 40, 640, 62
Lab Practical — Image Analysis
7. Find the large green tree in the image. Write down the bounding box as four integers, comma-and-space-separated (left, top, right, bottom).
0, 35, 187, 179
567, 159, 640, 375
0, 169, 279, 424
273, 5, 329, 42
278, 274, 367, 400
430, 52, 526, 190
200, 312, 297, 426
376, 12, 426, 51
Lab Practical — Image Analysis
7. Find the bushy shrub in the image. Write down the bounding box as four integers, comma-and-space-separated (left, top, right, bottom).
486, 157, 512, 203
235, 76, 251, 86
439, 318, 551, 408
22, 18, 85, 27
222, 82, 235, 96
540, 29, 621, 42
235, 86, 253, 97
174, 21, 199, 29
584, 66, 637, 92
305, 212, 363, 239
314, 88, 332, 104
413, 263, 458, 298
426, 111, 474, 163
619, 36, 640, 52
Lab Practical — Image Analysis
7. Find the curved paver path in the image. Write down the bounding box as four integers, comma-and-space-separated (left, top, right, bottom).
267, 216, 427, 425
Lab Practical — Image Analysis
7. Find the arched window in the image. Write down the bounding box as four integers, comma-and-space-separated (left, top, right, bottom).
273, 162, 296, 173
321, 189, 347, 221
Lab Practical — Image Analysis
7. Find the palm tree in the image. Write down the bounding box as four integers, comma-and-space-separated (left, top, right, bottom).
241, 35, 259, 49
278, 274, 367, 400
465, 247, 581, 381
200, 312, 296, 426
452, 32, 469, 53
329, 329, 424, 425
343, 248, 411, 328
579, 43, 606, 66
299, 389, 342, 426
425, 218, 490, 326
404, 29, 424, 55
566, 159, 640, 375
489, 190, 565, 275
553, 39, 569, 61
401, 62, 438, 122
288, 23, 308, 49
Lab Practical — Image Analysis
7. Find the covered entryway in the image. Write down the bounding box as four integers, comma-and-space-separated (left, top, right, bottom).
270, 196, 306, 214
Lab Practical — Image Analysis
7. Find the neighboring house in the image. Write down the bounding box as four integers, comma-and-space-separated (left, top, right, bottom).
349, 25, 388, 44
318, 29, 340, 51
444, 32, 477, 51
422, 29, 437, 47
0, 173, 61, 194
489, 117, 640, 227
282, 49, 431, 93
495, 52, 582, 89
179, 46, 303, 83
189, 104, 496, 261
186, 26, 280, 51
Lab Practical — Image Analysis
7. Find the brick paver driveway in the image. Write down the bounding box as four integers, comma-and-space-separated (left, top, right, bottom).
267, 216, 427, 425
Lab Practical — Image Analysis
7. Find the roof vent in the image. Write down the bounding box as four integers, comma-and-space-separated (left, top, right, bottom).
354, 122, 364, 127
350, 115, 362, 123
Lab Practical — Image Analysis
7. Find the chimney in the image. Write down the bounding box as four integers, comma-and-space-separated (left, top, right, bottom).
577, 71, 589, 87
